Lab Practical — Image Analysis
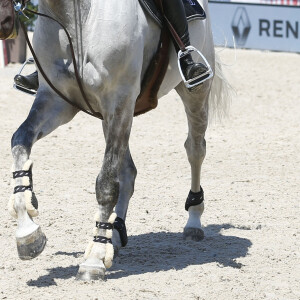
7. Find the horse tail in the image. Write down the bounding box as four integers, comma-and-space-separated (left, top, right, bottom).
208, 51, 233, 121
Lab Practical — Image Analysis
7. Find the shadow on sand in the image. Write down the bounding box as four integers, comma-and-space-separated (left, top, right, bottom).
27, 223, 252, 286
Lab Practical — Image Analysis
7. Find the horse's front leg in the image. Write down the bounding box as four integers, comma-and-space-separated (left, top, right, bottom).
9, 91, 77, 260
176, 81, 212, 241
76, 95, 135, 281
102, 121, 136, 253
112, 148, 136, 254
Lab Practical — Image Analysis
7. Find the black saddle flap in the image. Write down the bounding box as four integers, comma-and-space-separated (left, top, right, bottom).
138, 0, 206, 28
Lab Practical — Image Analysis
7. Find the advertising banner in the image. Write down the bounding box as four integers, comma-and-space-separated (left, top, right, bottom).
209, 1, 300, 52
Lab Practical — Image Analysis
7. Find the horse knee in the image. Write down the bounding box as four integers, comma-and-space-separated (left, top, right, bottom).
11, 122, 37, 150
96, 173, 119, 209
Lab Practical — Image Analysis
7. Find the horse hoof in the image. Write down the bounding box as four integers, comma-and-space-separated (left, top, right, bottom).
16, 226, 47, 260
183, 227, 204, 241
76, 264, 106, 281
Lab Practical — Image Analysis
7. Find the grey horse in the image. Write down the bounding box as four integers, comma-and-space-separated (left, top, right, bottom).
1, 0, 229, 280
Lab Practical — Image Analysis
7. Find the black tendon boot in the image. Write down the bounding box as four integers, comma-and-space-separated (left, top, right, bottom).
14, 70, 39, 93
162, 0, 211, 88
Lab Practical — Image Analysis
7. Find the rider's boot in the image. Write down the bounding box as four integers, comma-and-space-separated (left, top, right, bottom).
14, 71, 39, 92
162, 0, 210, 88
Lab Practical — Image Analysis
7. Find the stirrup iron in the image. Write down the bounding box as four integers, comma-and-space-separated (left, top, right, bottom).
13, 57, 36, 96
178, 46, 213, 89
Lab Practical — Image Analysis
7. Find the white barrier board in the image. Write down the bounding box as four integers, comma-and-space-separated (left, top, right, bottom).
208, 1, 300, 52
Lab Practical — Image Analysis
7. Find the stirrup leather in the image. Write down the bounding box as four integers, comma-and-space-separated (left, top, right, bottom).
178, 46, 213, 89
13, 57, 37, 96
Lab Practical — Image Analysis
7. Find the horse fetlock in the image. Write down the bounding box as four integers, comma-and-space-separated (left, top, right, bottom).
185, 202, 204, 227
23, 190, 38, 217
83, 242, 106, 262
184, 203, 205, 241
190, 201, 204, 216
8, 160, 39, 218
83, 210, 117, 273
112, 229, 122, 257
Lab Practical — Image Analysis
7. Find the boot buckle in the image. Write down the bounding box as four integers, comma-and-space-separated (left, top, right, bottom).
13, 57, 37, 96
178, 46, 213, 89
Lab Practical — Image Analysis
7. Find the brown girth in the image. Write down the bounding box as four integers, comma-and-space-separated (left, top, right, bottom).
134, 27, 170, 116
21, 2, 174, 119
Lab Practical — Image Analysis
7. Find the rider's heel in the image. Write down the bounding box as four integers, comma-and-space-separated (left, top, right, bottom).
178, 46, 213, 89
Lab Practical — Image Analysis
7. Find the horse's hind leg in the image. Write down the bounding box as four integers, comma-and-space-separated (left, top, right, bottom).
175, 82, 211, 241
10, 92, 77, 259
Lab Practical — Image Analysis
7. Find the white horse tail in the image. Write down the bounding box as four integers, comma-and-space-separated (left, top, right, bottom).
208, 51, 233, 121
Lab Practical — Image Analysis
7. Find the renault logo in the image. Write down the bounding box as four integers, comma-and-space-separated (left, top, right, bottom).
231, 8, 251, 46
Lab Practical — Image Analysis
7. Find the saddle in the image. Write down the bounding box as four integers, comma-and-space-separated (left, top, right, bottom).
134, 0, 206, 117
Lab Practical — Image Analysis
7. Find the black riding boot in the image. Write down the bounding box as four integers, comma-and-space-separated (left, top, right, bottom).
162, 0, 209, 87
14, 70, 39, 92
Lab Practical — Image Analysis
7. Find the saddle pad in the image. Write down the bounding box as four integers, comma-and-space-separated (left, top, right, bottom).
138, 0, 206, 28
